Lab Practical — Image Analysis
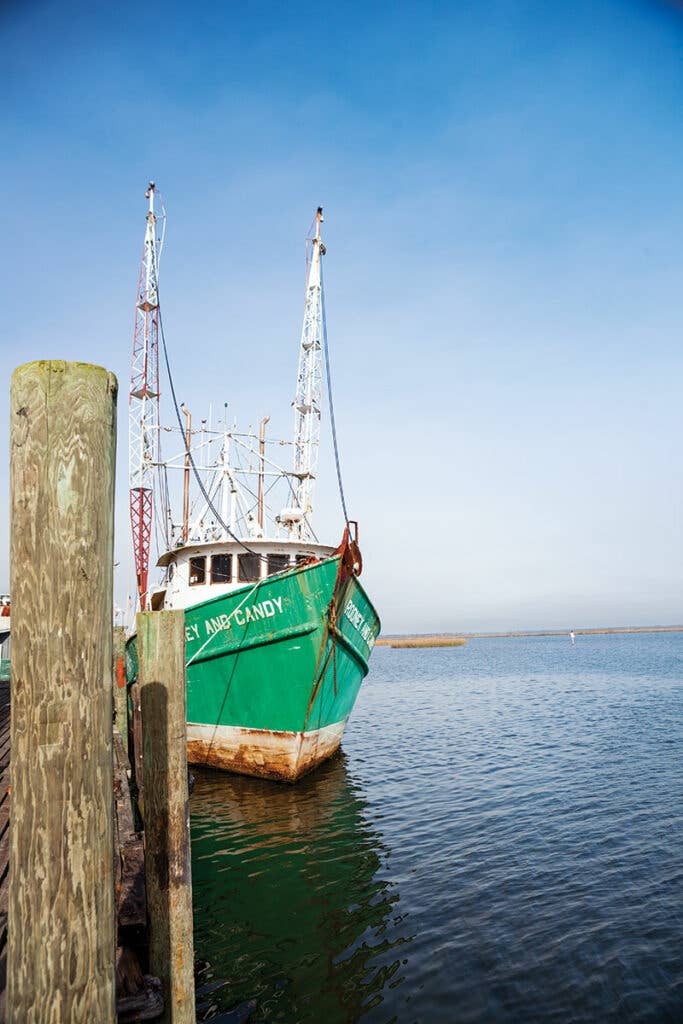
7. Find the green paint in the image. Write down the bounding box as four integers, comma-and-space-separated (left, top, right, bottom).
127, 556, 380, 735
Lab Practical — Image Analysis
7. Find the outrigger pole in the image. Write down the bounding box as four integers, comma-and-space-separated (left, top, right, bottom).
258, 415, 270, 533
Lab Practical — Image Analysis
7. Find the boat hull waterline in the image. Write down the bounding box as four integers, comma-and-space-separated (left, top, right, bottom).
127, 556, 379, 781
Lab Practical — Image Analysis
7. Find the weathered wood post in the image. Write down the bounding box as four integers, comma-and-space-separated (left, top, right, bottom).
131, 681, 144, 810
137, 610, 195, 1024
113, 624, 129, 755
8, 361, 117, 1022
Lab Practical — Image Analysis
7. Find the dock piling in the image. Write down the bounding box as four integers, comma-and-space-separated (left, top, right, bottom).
137, 610, 195, 1024
131, 681, 144, 811
8, 360, 118, 1022
113, 624, 129, 755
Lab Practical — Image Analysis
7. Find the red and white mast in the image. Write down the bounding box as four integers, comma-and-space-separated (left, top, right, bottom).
129, 182, 163, 609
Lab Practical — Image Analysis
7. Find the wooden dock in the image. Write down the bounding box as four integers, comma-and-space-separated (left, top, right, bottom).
0, 682, 184, 1023
4, 362, 196, 1022
0, 685, 139, 1021
0, 682, 11, 1019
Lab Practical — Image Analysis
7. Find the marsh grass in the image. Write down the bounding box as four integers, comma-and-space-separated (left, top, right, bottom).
376, 636, 467, 648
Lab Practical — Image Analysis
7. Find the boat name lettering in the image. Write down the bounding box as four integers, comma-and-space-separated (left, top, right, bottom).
186, 596, 285, 643
233, 596, 283, 628
344, 599, 377, 647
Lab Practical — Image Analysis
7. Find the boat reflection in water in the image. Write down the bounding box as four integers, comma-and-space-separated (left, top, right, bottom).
190, 752, 411, 1022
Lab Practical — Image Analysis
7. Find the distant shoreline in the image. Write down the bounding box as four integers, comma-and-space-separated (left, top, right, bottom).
378, 625, 683, 645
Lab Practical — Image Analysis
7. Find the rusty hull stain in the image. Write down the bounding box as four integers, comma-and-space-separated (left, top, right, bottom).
187, 725, 343, 783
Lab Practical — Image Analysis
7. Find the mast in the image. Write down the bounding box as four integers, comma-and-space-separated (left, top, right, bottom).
128, 182, 162, 609
290, 207, 325, 539
258, 416, 270, 534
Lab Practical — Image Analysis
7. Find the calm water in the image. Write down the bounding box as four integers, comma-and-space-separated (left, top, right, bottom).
190, 633, 683, 1023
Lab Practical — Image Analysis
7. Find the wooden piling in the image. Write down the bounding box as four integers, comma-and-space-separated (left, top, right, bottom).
113, 625, 128, 755
131, 681, 144, 811
8, 361, 118, 1022
137, 610, 195, 1024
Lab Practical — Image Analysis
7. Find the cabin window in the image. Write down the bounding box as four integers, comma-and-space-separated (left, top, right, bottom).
167, 562, 176, 582
189, 556, 206, 586
238, 553, 260, 582
296, 553, 313, 566
267, 553, 289, 577
211, 554, 232, 584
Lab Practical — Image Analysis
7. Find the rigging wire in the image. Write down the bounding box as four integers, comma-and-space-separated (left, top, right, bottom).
157, 295, 261, 557
152, 431, 171, 556
229, 430, 305, 525
156, 248, 340, 559
161, 462, 172, 547
320, 260, 350, 525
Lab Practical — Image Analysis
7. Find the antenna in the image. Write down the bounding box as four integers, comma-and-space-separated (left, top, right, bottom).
129, 181, 164, 609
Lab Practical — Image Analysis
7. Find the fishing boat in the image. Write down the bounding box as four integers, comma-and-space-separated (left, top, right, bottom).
126, 196, 380, 781
0, 598, 10, 684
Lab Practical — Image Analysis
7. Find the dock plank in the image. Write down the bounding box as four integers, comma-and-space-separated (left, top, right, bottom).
114, 729, 147, 929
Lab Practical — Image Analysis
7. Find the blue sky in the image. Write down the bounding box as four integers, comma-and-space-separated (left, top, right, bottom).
2, 0, 683, 632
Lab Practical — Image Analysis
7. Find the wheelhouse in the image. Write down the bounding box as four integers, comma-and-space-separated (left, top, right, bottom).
155, 539, 336, 611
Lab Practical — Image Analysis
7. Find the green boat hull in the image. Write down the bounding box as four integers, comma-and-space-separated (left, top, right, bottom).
127, 556, 379, 781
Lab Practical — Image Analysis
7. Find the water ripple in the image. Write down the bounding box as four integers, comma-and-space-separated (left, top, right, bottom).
191, 632, 683, 1022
